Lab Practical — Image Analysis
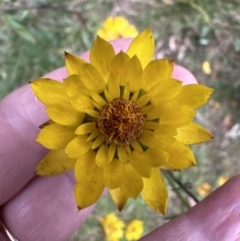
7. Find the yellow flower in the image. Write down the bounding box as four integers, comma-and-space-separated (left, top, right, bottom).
202, 61, 211, 75
196, 182, 212, 196
217, 175, 228, 186
125, 220, 144, 241
97, 16, 138, 41
30, 29, 214, 214
100, 213, 125, 241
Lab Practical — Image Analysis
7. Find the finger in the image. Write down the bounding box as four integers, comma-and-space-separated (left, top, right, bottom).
0, 38, 132, 205
140, 175, 240, 241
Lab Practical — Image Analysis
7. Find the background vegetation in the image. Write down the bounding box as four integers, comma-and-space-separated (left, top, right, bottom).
1, 0, 240, 240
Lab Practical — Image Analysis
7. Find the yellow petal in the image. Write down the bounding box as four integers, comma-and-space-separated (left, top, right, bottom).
85, 109, 99, 119
154, 124, 177, 144
90, 36, 115, 82
127, 28, 154, 68
64, 52, 86, 75
163, 141, 196, 170
79, 63, 106, 93
109, 188, 128, 212
135, 93, 150, 108
108, 73, 120, 99
103, 159, 124, 189
74, 167, 104, 210
151, 104, 196, 128
63, 75, 89, 98
130, 141, 143, 153
36, 149, 76, 175
117, 146, 128, 163
138, 131, 164, 149
142, 58, 171, 91
122, 82, 130, 100
120, 163, 143, 199
87, 129, 100, 141
143, 121, 162, 130
123, 56, 142, 92
95, 144, 112, 166
141, 104, 156, 115
173, 84, 214, 109
148, 78, 182, 104
91, 92, 107, 108
144, 148, 169, 167
91, 134, 104, 149
111, 51, 130, 85
65, 135, 92, 158
176, 122, 213, 145
30, 79, 69, 106
109, 145, 116, 162
75, 122, 96, 135
74, 150, 97, 182
104, 89, 114, 103
129, 151, 152, 178
131, 89, 140, 102
36, 124, 75, 149
141, 168, 168, 214
46, 103, 84, 126
71, 95, 94, 112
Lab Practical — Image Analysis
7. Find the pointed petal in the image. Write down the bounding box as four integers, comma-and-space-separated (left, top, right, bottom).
138, 131, 164, 149
154, 124, 177, 144
122, 82, 130, 100
87, 129, 100, 141
109, 145, 116, 162
85, 109, 99, 119
63, 75, 89, 98
46, 103, 84, 126
127, 28, 154, 68
144, 148, 169, 167
111, 51, 130, 85
91, 92, 107, 108
123, 56, 142, 92
120, 163, 143, 199
104, 89, 114, 102
141, 104, 156, 115
91, 135, 104, 149
74, 167, 104, 210
75, 122, 96, 135
79, 63, 106, 93
103, 159, 124, 189
74, 150, 97, 182
36, 149, 76, 175
163, 141, 196, 170
149, 78, 182, 104
117, 146, 128, 163
71, 95, 94, 112
129, 151, 152, 178
176, 122, 213, 145
65, 135, 92, 158
150, 104, 196, 127
131, 141, 143, 153
90, 36, 115, 82
142, 58, 171, 91
131, 89, 140, 102
30, 79, 69, 106
64, 52, 86, 75
36, 124, 75, 149
141, 168, 168, 214
173, 84, 214, 109
109, 188, 128, 212
95, 144, 111, 166
108, 74, 120, 99
143, 121, 162, 130
135, 93, 150, 108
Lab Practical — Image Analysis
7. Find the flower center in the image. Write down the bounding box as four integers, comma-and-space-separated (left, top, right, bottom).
97, 98, 144, 146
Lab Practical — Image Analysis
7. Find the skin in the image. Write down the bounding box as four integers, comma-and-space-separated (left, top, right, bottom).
0, 39, 239, 241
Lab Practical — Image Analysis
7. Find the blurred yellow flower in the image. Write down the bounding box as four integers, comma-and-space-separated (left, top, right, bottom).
125, 220, 144, 241
31, 29, 213, 214
202, 61, 212, 75
217, 175, 228, 186
100, 213, 125, 241
97, 16, 138, 41
196, 182, 212, 196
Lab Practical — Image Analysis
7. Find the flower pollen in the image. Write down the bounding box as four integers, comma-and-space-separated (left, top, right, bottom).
97, 98, 144, 146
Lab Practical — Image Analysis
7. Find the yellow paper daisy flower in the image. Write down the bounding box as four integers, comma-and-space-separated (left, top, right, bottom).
125, 219, 144, 241
31, 29, 213, 214
100, 213, 125, 241
97, 16, 138, 41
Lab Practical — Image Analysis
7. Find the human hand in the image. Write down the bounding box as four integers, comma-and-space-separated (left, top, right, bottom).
0, 39, 239, 241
